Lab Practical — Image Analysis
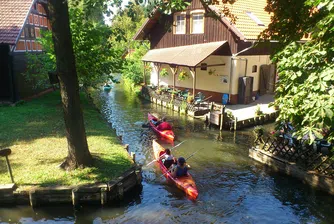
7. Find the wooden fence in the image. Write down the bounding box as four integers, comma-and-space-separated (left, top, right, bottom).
260, 136, 334, 177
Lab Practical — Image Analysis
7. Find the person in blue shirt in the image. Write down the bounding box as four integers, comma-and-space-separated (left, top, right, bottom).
172, 157, 189, 178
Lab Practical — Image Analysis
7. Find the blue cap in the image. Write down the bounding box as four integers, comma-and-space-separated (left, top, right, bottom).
178, 157, 186, 164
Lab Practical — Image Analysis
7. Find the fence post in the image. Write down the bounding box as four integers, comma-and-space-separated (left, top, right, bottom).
220, 105, 225, 131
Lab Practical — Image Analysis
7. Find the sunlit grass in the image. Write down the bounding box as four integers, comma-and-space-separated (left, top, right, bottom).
0, 91, 133, 188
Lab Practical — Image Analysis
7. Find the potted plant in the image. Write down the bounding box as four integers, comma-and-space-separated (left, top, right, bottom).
208, 69, 216, 76
156, 88, 162, 95
253, 125, 265, 144
187, 94, 194, 103
255, 104, 263, 116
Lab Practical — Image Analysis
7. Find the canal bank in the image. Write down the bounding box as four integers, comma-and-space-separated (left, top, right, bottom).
0, 84, 333, 224
0, 90, 141, 207
141, 85, 278, 131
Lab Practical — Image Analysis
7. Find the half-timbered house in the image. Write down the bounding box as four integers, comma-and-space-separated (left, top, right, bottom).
134, 0, 277, 104
0, 0, 50, 102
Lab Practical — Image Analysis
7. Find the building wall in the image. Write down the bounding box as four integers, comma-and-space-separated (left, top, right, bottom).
150, 54, 272, 104
149, 0, 239, 54
11, 52, 48, 100
230, 55, 271, 96
14, 1, 49, 52
9, 1, 51, 100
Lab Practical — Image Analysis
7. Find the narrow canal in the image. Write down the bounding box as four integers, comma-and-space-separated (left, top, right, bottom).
1, 84, 333, 223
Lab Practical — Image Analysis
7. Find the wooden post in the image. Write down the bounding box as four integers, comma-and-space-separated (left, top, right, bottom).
154, 63, 161, 88
234, 117, 238, 131
101, 187, 108, 205
189, 67, 196, 97
0, 148, 14, 183
131, 152, 136, 163
143, 62, 146, 85
220, 106, 225, 131
170, 66, 178, 92
72, 189, 79, 207
117, 182, 124, 200
29, 190, 36, 207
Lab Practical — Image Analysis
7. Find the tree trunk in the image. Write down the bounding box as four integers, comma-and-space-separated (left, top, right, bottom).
48, 0, 92, 170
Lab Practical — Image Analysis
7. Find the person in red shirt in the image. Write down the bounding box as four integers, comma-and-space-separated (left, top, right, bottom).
156, 117, 172, 131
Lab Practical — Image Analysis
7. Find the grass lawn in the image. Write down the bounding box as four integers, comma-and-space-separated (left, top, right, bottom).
0, 90, 133, 188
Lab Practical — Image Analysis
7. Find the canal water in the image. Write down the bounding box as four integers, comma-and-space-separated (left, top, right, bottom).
1, 84, 333, 223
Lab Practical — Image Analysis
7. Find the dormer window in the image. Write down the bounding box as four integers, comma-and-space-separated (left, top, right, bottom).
174, 13, 186, 34
191, 12, 204, 34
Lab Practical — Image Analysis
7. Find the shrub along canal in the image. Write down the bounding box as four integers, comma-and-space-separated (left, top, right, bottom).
0, 84, 333, 223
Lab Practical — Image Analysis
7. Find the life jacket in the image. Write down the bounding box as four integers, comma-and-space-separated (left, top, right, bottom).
176, 165, 188, 177
164, 154, 174, 161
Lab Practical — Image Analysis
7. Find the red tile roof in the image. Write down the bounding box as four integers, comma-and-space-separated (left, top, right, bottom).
0, 0, 34, 45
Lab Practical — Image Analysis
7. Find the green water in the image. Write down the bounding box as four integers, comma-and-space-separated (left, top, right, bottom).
0, 84, 333, 224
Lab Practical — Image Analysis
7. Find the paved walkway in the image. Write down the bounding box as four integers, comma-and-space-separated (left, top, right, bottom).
225, 94, 276, 120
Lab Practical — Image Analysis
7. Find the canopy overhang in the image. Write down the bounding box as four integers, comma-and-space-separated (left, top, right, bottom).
142, 41, 228, 67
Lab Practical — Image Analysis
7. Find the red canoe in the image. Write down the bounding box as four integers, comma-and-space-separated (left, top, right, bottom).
152, 140, 198, 200
148, 113, 175, 141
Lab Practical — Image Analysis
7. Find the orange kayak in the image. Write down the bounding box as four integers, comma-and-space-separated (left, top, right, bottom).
148, 113, 175, 141
152, 140, 198, 200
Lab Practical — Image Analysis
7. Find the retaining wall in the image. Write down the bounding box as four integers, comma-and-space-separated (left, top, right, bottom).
249, 147, 334, 195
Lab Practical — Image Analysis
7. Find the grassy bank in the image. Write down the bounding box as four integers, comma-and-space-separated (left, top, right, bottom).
0, 91, 133, 188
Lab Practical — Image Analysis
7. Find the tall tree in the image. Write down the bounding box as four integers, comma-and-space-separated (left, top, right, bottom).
48, 0, 92, 170
262, 0, 333, 143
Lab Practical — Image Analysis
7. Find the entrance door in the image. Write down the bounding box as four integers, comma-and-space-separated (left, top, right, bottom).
0, 45, 12, 101
259, 64, 276, 95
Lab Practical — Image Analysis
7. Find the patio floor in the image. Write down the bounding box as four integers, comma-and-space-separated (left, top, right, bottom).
225, 94, 276, 121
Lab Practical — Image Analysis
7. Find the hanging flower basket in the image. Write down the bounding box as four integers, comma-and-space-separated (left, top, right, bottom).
160, 68, 169, 77
178, 70, 190, 81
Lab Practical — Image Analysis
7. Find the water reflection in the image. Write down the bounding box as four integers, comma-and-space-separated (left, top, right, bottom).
0, 84, 333, 223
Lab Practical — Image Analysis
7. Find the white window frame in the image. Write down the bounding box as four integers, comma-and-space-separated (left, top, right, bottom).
174, 12, 186, 34
190, 10, 205, 34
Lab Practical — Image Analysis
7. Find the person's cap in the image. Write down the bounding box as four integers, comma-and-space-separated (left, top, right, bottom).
178, 157, 186, 164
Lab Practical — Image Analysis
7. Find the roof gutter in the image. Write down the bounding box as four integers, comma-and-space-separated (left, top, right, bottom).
232, 41, 256, 57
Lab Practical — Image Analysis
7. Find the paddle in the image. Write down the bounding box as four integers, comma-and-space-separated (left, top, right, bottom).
145, 140, 187, 167
157, 148, 202, 179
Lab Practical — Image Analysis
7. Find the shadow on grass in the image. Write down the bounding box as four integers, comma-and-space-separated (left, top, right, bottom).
0, 90, 133, 186
0, 90, 115, 148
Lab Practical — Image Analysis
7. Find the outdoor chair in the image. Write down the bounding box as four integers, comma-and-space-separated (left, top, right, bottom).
194, 92, 205, 104
179, 89, 189, 100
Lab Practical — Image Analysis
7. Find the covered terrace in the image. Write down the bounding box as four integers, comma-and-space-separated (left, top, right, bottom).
142, 41, 230, 99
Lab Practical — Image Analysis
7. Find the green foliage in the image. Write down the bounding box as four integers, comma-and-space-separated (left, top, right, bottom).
264, 0, 334, 143
160, 68, 169, 77
111, 4, 150, 86
25, 2, 122, 89
23, 31, 56, 89
255, 104, 263, 116
178, 69, 190, 81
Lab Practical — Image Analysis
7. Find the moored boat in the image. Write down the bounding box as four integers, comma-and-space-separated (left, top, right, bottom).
148, 113, 175, 141
103, 84, 112, 91
152, 140, 198, 199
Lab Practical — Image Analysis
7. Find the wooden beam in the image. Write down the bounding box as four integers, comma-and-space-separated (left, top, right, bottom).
195, 63, 226, 68
143, 62, 146, 85
169, 66, 178, 92
153, 63, 161, 87
189, 67, 196, 97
